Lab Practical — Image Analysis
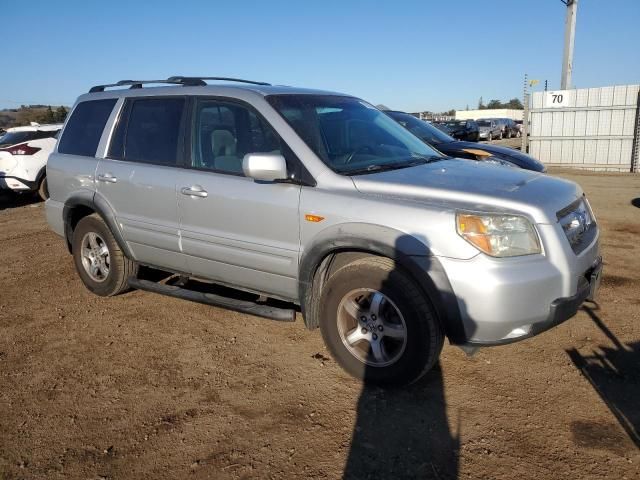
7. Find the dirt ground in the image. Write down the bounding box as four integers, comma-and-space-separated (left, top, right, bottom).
0, 170, 638, 480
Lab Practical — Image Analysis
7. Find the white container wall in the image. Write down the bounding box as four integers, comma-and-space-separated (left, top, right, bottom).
528, 85, 639, 172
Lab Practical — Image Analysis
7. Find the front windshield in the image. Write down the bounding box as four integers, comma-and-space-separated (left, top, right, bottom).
266, 95, 443, 175
386, 112, 454, 145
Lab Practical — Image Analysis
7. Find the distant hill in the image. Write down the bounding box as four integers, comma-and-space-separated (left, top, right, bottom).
0, 105, 69, 129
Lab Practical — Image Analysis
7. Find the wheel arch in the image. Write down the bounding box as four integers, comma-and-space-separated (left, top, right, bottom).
298, 223, 467, 344
62, 191, 134, 259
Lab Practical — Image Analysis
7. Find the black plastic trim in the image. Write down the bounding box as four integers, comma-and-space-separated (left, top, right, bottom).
0, 175, 37, 190
297, 225, 466, 343
62, 193, 134, 259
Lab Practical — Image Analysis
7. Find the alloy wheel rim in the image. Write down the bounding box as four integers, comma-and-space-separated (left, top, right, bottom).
80, 232, 110, 282
337, 288, 407, 367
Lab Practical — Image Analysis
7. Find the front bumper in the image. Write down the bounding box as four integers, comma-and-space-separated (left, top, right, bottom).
439, 227, 601, 346
465, 257, 601, 346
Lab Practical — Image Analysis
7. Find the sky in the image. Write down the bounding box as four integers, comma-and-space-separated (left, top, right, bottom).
1, 0, 639, 112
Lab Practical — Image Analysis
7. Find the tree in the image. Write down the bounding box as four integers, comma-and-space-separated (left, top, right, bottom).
39, 106, 55, 124
477, 97, 485, 109
505, 98, 524, 110
487, 99, 502, 109
54, 106, 68, 123
444, 109, 455, 116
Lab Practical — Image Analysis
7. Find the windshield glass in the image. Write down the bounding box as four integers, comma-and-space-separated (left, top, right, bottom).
386, 112, 454, 145
477, 120, 492, 127
266, 95, 443, 175
0, 131, 34, 148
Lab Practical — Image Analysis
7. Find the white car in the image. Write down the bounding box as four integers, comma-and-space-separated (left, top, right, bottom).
0, 123, 62, 200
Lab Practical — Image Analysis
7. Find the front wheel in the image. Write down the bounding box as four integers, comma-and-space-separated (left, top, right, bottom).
319, 256, 443, 386
72, 214, 138, 296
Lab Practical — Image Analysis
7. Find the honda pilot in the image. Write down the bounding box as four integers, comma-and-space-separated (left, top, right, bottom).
45, 77, 602, 385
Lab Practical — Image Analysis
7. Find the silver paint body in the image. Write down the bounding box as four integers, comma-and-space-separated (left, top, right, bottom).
45, 84, 600, 344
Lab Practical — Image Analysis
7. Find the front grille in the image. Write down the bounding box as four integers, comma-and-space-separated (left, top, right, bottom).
557, 196, 597, 254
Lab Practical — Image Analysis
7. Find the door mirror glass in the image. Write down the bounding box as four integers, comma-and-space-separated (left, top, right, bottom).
243, 153, 287, 182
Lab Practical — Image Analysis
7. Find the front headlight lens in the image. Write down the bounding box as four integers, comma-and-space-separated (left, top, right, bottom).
456, 212, 541, 257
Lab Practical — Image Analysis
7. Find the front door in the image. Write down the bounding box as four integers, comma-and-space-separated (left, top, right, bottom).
176, 98, 301, 300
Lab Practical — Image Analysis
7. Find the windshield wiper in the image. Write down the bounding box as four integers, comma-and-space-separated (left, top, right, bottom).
339, 155, 442, 176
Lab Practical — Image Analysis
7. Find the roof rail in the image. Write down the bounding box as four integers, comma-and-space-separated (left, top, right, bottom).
167, 76, 271, 86
89, 76, 270, 93
88, 79, 195, 93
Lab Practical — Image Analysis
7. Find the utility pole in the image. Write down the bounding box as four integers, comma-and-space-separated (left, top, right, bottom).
560, 0, 578, 90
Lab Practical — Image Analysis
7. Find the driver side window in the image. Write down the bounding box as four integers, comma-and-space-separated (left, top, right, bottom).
191, 100, 282, 175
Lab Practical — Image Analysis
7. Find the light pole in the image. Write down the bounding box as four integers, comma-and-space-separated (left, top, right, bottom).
560, 0, 578, 90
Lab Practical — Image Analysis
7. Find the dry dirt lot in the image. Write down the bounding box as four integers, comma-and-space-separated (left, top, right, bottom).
0, 170, 639, 480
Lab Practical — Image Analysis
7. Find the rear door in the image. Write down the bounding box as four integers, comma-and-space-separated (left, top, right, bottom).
96, 96, 187, 272
48, 99, 117, 202
176, 98, 301, 300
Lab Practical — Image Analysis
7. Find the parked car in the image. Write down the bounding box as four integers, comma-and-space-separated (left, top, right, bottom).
46, 77, 601, 386
515, 119, 524, 135
499, 118, 520, 138
0, 123, 62, 199
476, 119, 502, 140
385, 111, 545, 171
432, 122, 453, 135
443, 120, 480, 142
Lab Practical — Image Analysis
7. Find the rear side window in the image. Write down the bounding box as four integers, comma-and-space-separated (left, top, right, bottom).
58, 99, 117, 156
113, 97, 185, 166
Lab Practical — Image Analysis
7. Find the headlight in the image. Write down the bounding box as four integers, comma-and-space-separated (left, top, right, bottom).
456, 212, 541, 257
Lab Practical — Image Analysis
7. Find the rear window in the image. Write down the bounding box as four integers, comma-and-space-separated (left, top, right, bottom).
0, 131, 38, 148
58, 99, 117, 156
111, 97, 185, 166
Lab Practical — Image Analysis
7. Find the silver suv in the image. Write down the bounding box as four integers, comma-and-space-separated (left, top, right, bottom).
45, 77, 602, 385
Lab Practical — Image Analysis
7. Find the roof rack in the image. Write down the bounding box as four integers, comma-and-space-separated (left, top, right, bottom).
167, 76, 271, 86
89, 76, 270, 93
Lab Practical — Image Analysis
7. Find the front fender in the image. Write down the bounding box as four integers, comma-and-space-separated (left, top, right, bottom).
299, 223, 467, 344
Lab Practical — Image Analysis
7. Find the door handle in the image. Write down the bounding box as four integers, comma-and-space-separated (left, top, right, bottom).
181, 186, 208, 198
97, 173, 117, 183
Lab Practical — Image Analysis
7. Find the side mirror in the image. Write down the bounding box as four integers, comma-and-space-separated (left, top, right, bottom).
242, 153, 287, 182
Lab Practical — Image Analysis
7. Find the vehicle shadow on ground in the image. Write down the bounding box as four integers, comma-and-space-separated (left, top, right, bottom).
343, 366, 459, 479
343, 236, 462, 479
566, 303, 640, 449
0, 192, 40, 211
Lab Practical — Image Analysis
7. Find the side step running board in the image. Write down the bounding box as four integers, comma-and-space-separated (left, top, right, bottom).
127, 277, 296, 322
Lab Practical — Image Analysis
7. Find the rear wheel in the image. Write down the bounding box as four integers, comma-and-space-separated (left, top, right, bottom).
72, 214, 138, 296
319, 256, 443, 386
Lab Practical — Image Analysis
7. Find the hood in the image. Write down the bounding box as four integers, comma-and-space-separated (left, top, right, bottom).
351, 159, 581, 224
437, 141, 546, 172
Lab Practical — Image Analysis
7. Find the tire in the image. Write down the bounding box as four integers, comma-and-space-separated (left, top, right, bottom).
37, 176, 49, 201
71, 214, 138, 296
318, 256, 443, 386
516, 130, 521, 138
498, 131, 503, 140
